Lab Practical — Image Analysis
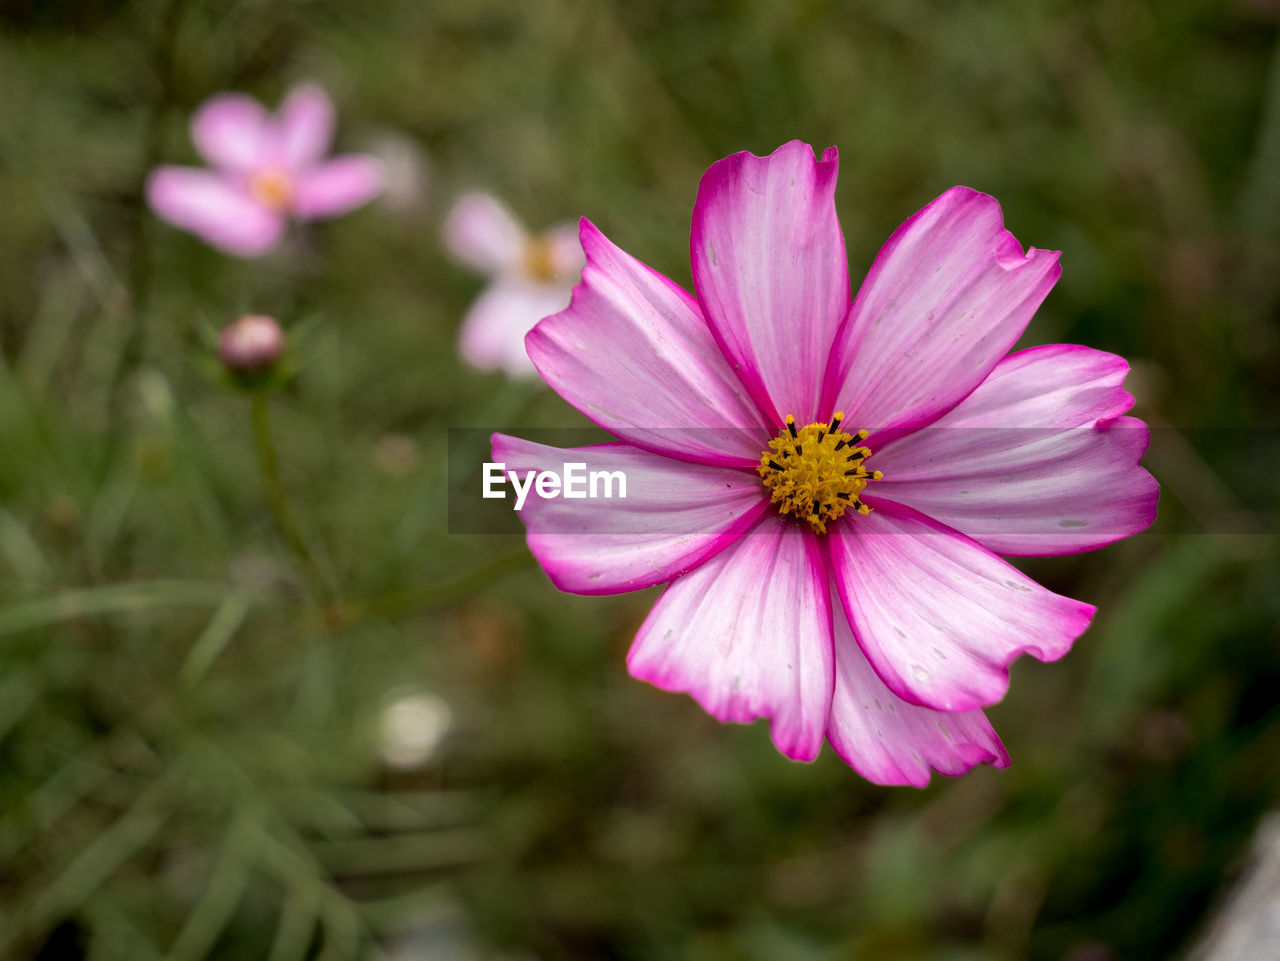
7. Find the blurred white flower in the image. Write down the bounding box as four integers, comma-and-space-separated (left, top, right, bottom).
364, 129, 432, 217
378, 691, 453, 769
443, 192, 584, 378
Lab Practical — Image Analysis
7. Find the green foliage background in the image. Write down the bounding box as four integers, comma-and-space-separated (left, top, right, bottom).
1, 1, 1278, 959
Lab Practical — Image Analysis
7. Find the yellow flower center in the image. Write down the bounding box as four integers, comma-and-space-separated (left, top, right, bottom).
522, 234, 561, 283
757, 412, 882, 534
249, 169, 295, 211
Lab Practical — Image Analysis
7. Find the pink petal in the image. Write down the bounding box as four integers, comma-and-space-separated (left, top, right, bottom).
146, 166, 284, 257
690, 141, 849, 425
828, 500, 1094, 712
190, 93, 271, 173
490, 435, 770, 594
276, 84, 335, 168
826, 586, 1008, 786
628, 516, 834, 761
823, 187, 1062, 443
443, 192, 526, 274
870, 345, 1159, 555
526, 219, 773, 469
460, 280, 575, 377
291, 155, 383, 220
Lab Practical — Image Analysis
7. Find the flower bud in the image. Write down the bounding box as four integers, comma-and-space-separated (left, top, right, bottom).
219, 314, 284, 373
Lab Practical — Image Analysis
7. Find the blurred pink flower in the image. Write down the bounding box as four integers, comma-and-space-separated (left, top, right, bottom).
147, 84, 383, 257
444, 192, 584, 378
492, 141, 1158, 786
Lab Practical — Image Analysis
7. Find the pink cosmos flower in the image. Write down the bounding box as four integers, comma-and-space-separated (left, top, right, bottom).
147, 84, 383, 257
444, 192, 585, 378
491, 141, 1158, 786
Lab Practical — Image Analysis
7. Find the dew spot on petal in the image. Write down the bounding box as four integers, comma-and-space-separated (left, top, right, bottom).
1004, 579, 1031, 593
1059, 518, 1089, 528
911, 664, 931, 684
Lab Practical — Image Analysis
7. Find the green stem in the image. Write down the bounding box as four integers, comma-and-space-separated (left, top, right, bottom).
250, 393, 335, 609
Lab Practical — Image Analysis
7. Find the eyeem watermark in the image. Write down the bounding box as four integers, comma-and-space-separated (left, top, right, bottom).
483, 462, 627, 511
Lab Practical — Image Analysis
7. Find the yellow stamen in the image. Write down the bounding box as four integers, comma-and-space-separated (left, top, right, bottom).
249, 169, 294, 211
757, 412, 882, 534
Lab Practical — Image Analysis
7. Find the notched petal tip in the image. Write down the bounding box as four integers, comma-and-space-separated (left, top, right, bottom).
699, 140, 839, 191
994, 235, 1062, 273
935, 186, 1060, 272
575, 216, 611, 259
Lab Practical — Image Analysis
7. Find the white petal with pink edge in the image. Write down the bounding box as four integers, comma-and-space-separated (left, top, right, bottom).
146, 167, 284, 257
276, 84, 336, 169
690, 141, 849, 425
190, 93, 271, 173
292, 156, 384, 220
526, 220, 772, 470
825, 585, 1008, 787
870, 345, 1159, 555
461, 280, 576, 377
628, 516, 834, 761
828, 500, 1094, 712
491, 435, 769, 595
824, 186, 1061, 443
443, 192, 527, 275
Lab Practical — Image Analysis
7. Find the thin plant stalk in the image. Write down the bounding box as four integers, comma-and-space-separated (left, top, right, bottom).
250, 392, 338, 612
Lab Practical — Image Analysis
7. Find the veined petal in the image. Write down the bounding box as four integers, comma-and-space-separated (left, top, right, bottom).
191, 93, 271, 173
828, 500, 1094, 712
824, 186, 1061, 443
146, 166, 284, 257
491, 435, 769, 594
292, 155, 384, 220
443, 192, 526, 275
628, 516, 834, 760
871, 345, 1159, 555
691, 141, 848, 425
826, 586, 1008, 787
526, 219, 772, 469
276, 84, 335, 168
460, 280, 575, 378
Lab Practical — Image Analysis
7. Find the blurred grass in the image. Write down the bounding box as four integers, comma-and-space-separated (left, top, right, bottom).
1, 0, 1278, 959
